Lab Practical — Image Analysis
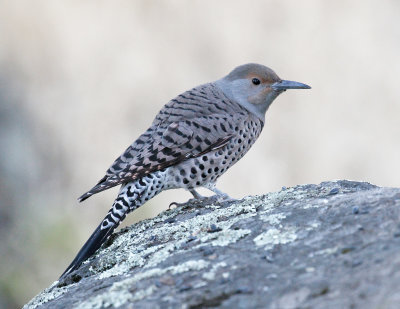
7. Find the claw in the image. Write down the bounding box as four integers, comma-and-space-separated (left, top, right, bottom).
169, 198, 199, 209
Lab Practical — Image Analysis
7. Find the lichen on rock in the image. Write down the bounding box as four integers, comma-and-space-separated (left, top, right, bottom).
24, 180, 400, 309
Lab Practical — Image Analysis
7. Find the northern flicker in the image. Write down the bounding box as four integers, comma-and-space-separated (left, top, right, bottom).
60, 63, 310, 279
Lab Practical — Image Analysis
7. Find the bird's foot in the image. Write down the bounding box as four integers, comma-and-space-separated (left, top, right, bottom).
213, 193, 236, 203
169, 198, 203, 209
169, 193, 235, 209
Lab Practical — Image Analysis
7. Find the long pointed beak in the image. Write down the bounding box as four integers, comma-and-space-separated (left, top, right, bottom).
271, 80, 311, 90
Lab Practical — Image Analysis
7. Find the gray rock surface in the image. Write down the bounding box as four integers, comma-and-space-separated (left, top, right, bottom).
25, 181, 400, 309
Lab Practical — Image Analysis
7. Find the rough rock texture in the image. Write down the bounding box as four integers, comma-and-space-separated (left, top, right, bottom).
25, 181, 400, 309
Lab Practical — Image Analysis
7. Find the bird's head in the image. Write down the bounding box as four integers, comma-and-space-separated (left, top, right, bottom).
215, 63, 311, 120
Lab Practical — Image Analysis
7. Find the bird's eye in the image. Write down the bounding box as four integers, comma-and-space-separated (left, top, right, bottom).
252, 78, 261, 85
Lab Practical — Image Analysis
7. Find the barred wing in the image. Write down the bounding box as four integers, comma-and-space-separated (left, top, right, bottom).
78, 113, 244, 201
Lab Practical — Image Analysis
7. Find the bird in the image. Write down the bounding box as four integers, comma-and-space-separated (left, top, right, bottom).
60, 63, 310, 279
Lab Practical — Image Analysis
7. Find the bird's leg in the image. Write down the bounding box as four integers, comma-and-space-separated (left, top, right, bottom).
208, 187, 231, 199
189, 189, 205, 199
206, 184, 236, 202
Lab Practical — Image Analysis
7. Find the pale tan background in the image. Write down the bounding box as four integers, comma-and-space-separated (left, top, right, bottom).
1, 0, 399, 307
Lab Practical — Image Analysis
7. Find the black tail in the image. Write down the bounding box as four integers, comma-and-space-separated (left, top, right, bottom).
59, 222, 115, 279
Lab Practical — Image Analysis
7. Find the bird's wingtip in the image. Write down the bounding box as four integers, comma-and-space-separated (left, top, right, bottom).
78, 192, 91, 202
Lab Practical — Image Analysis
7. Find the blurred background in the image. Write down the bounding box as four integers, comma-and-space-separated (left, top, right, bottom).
0, 0, 399, 307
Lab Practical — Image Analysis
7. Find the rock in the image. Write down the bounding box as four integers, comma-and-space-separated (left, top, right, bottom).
24, 180, 400, 309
